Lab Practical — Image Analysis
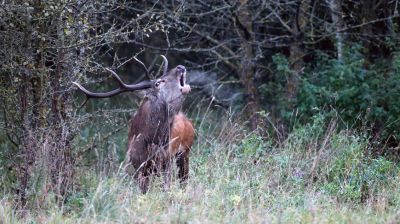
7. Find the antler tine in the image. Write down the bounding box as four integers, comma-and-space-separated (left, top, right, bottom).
105, 67, 155, 90
73, 80, 154, 99
106, 68, 154, 89
72, 81, 126, 98
133, 57, 153, 79
160, 55, 168, 76
105, 68, 126, 87
72, 68, 154, 99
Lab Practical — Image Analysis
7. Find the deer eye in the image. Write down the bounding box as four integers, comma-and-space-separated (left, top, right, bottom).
155, 80, 165, 87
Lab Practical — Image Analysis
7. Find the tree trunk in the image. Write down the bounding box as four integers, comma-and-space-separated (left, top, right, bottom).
361, 0, 377, 66
286, 1, 310, 106
236, 0, 259, 131
327, 0, 345, 63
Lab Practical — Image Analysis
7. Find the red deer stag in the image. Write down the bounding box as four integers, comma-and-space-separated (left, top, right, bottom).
73, 56, 194, 192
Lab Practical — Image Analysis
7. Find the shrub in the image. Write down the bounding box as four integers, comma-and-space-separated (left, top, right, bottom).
268, 45, 400, 142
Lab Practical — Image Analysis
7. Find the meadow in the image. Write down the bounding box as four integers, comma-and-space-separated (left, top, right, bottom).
1, 110, 399, 223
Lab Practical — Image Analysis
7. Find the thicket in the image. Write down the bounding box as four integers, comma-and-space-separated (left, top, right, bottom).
268, 45, 400, 144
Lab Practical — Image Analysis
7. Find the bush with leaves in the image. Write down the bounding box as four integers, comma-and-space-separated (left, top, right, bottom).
268, 45, 400, 144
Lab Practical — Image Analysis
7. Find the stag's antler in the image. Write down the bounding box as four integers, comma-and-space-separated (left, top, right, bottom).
133, 57, 153, 79
73, 56, 158, 100
73, 68, 154, 99
160, 55, 168, 76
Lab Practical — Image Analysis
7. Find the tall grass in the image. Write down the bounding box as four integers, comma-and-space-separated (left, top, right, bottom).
1, 111, 400, 223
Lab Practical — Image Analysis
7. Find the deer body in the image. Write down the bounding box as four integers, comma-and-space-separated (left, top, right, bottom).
127, 65, 193, 192
73, 56, 194, 193
127, 97, 170, 173
128, 109, 194, 191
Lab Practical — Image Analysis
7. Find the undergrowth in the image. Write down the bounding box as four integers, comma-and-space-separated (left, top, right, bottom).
1, 112, 399, 223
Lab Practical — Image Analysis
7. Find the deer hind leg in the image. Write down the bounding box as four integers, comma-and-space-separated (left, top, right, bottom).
176, 150, 189, 185
137, 170, 150, 193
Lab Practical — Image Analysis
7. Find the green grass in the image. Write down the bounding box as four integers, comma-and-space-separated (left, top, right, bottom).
1, 113, 400, 223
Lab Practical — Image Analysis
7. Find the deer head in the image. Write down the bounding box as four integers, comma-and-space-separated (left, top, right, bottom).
73, 55, 190, 105
145, 56, 191, 115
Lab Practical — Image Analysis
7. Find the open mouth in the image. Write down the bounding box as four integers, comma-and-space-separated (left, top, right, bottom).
179, 70, 186, 87
178, 70, 191, 95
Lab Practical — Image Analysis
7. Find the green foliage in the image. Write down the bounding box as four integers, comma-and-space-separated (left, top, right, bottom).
236, 133, 269, 159
321, 133, 398, 202
295, 45, 400, 139
265, 113, 399, 203
322, 147, 398, 202
259, 54, 294, 120
266, 45, 400, 141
